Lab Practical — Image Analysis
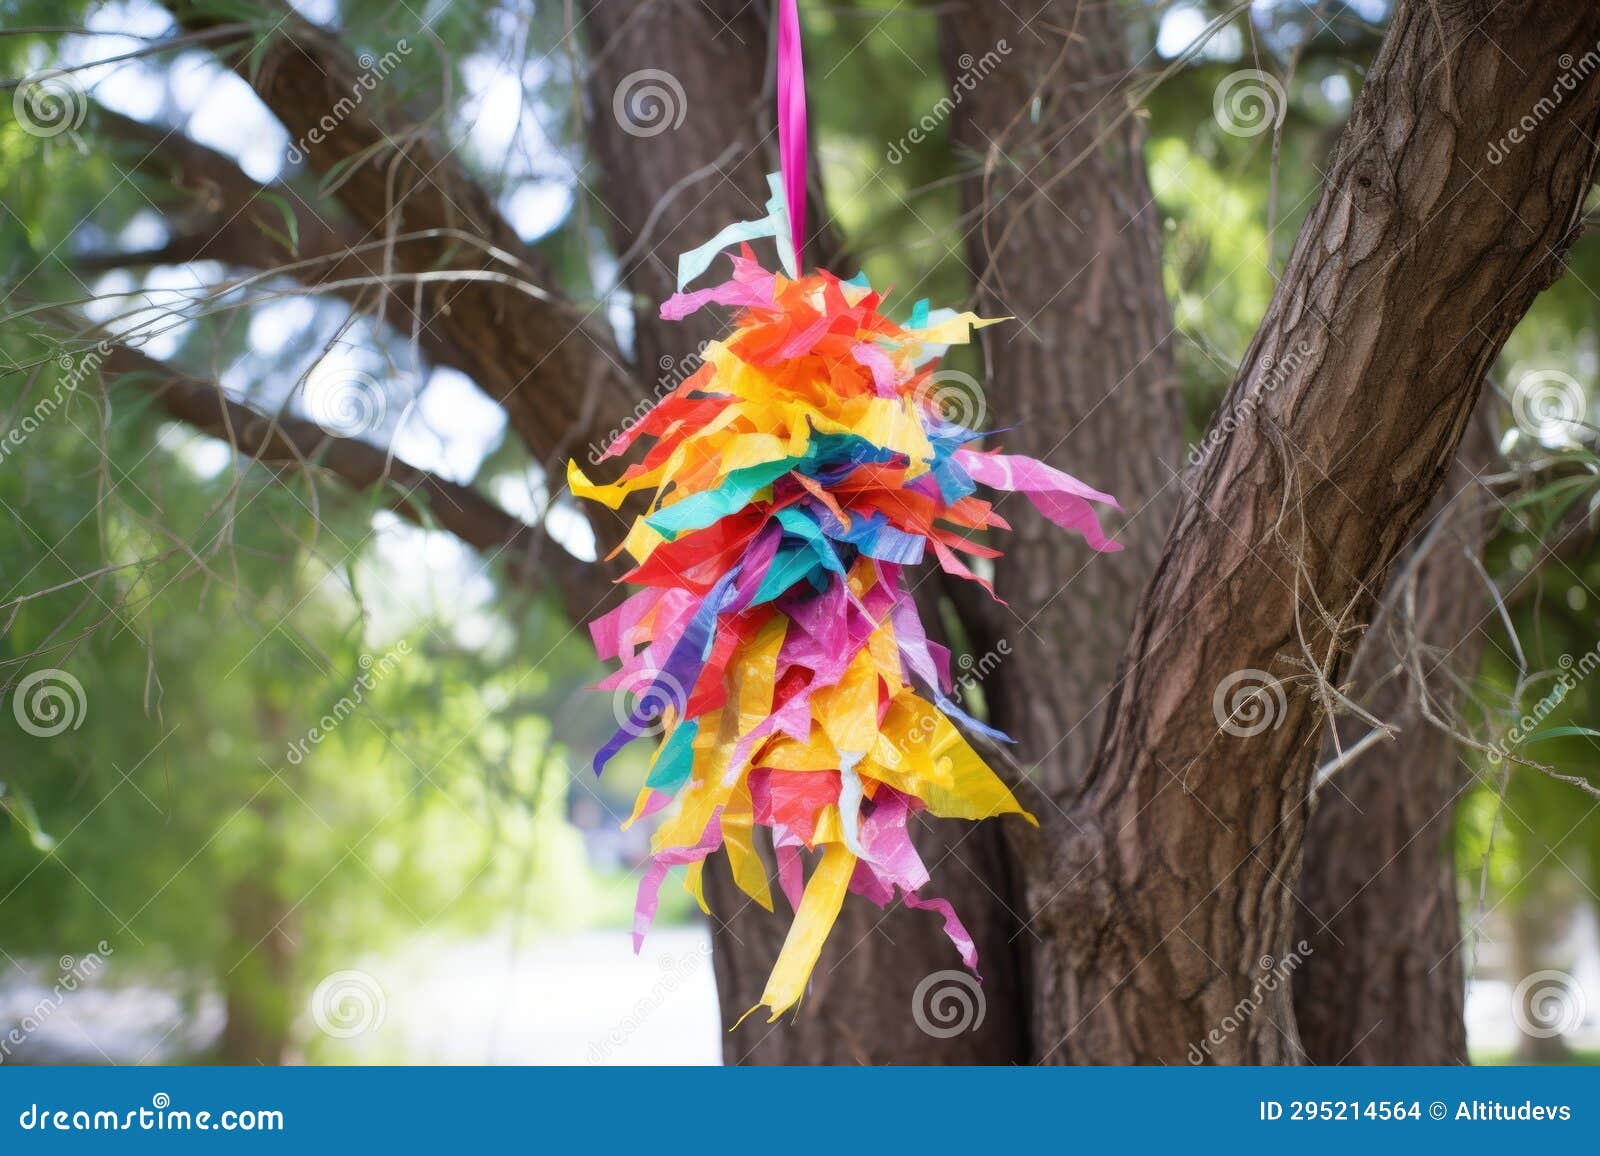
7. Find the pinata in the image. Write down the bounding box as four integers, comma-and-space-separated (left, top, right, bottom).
567, 0, 1120, 1021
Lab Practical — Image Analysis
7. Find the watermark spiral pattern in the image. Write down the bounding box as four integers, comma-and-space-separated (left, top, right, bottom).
912, 970, 986, 1038
303, 368, 387, 438
1212, 668, 1286, 738
612, 669, 688, 739
914, 369, 987, 431
12, 668, 87, 738
1511, 369, 1586, 442
1213, 70, 1287, 138
310, 969, 387, 1039
613, 70, 687, 138
1511, 970, 1587, 1040
13, 70, 87, 139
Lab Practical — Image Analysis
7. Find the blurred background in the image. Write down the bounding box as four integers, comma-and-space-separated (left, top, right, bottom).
0, 0, 1597, 1064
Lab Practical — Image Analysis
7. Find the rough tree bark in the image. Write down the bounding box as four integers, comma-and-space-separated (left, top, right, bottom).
1031, 2, 1600, 1063
935, 0, 1189, 1061
1295, 414, 1497, 1066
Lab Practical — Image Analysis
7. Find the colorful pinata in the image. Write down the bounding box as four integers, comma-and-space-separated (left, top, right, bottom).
567, 195, 1120, 1020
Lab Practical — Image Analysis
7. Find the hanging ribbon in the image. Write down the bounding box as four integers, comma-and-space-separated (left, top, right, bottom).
776, 0, 807, 271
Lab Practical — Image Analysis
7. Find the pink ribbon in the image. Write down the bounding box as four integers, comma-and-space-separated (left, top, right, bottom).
776, 0, 807, 270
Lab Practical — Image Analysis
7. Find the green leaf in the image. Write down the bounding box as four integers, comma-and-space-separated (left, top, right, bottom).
256, 191, 300, 255
1522, 726, 1600, 745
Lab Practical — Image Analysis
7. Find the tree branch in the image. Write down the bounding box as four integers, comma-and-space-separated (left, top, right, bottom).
159, 0, 644, 483
103, 342, 608, 623
86, 103, 478, 382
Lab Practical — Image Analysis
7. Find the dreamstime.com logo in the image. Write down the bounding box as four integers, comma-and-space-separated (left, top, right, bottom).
1511, 970, 1588, 1039
0, 341, 111, 466
1487, 42, 1600, 164
0, 941, 113, 1064
589, 944, 711, 1062
612, 668, 689, 739
613, 69, 687, 138
17, 1093, 283, 1133
912, 970, 985, 1038
1188, 341, 1312, 467
1486, 642, 1600, 765
10, 668, 87, 738
286, 40, 412, 164
310, 969, 387, 1038
1213, 69, 1287, 138
586, 345, 710, 464
880, 640, 1010, 769
284, 641, 411, 765
1212, 667, 1286, 738
884, 40, 1010, 164
1188, 942, 1312, 1063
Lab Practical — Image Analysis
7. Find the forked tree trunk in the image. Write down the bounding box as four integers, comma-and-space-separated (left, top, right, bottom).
1030, 2, 1600, 1063
1294, 416, 1496, 1066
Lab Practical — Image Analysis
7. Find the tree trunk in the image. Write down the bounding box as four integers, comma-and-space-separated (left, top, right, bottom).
942, 0, 1186, 788
1030, 1, 1600, 1064
217, 873, 295, 1065
1510, 893, 1575, 1064
1295, 414, 1496, 1065
937, 0, 1188, 1062
218, 706, 297, 1065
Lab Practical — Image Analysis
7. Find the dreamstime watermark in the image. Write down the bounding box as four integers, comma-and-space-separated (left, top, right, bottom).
285, 40, 412, 165
1188, 341, 1312, 467
1187, 941, 1311, 1063
588, 943, 711, 1062
612, 668, 689, 740
885, 41, 1011, 164
11, 69, 87, 140
302, 365, 388, 438
1510, 970, 1588, 1039
613, 69, 687, 138
17, 1093, 283, 1133
912, 969, 985, 1038
309, 969, 386, 1038
913, 368, 987, 432
0, 941, 113, 1064
284, 641, 411, 765
1212, 667, 1287, 738
1487, 43, 1600, 165
1510, 368, 1588, 443
882, 639, 1011, 768
10, 668, 87, 738
0, 342, 110, 466
1485, 642, 1600, 765
585, 344, 710, 465
1213, 69, 1287, 138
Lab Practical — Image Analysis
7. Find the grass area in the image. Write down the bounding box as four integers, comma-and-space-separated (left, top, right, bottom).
1469, 1049, 1600, 1066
